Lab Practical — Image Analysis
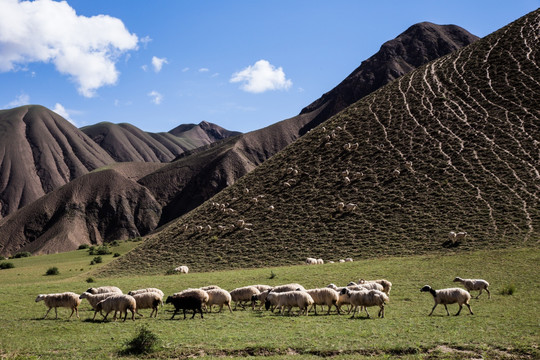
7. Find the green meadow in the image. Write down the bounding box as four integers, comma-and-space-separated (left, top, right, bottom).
0, 245, 538, 359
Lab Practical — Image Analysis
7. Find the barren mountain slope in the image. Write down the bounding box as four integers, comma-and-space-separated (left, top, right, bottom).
81, 121, 241, 163
140, 22, 478, 226
102, 10, 540, 275
0, 105, 114, 218
0, 169, 161, 255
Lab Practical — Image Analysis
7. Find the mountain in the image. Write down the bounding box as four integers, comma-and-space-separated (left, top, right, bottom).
101, 9, 540, 276
81, 121, 241, 163
140, 22, 479, 226
0, 105, 114, 218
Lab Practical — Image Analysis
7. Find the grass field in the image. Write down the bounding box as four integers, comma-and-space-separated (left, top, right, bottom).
0, 246, 538, 359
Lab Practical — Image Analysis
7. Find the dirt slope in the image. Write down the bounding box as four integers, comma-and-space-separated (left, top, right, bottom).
0, 105, 114, 218
102, 10, 540, 275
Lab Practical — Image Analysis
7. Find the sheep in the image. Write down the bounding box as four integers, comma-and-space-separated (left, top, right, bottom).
420, 285, 473, 316
35, 292, 81, 319
86, 286, 122, 295
251, 290, 272, 310
345, 203, 357, 211
325, 142, 332, 148
174, 265, 189, 274
358, 279, 393, 294
343, 143, 352, 151
316, 258, 324, 265
166, 292, 205, 319
244, 188, 250, 194
265, 291, 314, 316
205, 288, 233, 313
94, 294, 136, 321
237, 219, 246, 228
336, 202, 345, 211
230, 286, 260, 310
194, 225, 203, 232
392, 169, 400, 177
341, 169, 350, 177
272, 283, 305, 292
218, 225, 227, 231
128, 288, 164, 297
200, 285, 221, 291
343, 177, 351, 185
79, 292, 118, 320
284, 182, 291, 187
305, 288, 340, 315
306, 257, 318, 265
340, 288, 389, 318
132, 292, 163, 318
328, 261, 335, 264
345, 258, 353, 262
456, 232, 468, 240
249, 285, 272, 293
339, 259, 345, 263
353, 171, 364, 180
453, 277, 491, 299
268, 205, 275, 211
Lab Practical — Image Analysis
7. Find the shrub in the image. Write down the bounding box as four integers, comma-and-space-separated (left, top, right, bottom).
121, 325, 160, 355
88, 246, 111, 256
86, 277, 94, 283
500, 284, 516, 296
91, 256, 103, 265
110, 240, 120, 247
0, 262, 15, 270
12, 252, 32, 259
78, 244, 90, 250
113, 253, 121, 258
0, 256, 6, 260
45, 267, 59, 276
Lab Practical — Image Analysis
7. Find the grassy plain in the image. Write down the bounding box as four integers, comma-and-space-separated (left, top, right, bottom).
0, 246, 538, 359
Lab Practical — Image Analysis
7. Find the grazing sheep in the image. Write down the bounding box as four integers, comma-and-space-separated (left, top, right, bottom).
128, 288, 164, 297
249, 285, 272, 293
132, 292, 163, 318
265, 291, 314, 316
194, 225, 203, 232
358, 279, 393, 294
230, 286, 260, 310
272, 283, 305, 292
79, 292, 118, 320
336, 202, 345, 211
328, 261, 335, 264
306, 257, 317, 265
174, 265, 189, 274
345, 203, 357, 211
35, 292, 81, 319
200, 285, 221, 291
206, 288, 233, 313
343, 177, 351, 185
340, 288, 389, 318
86, 286, 122, 295
456, 232, 468, 240
95, 294, 136, 321
453, 277, 491, 299
420, 285, 473, 316
251, 290, 272, 310
316, 258, 324, 265
166, 293, 205, 319
306, 288, 340, 315
345, 258, 353, 262
339, 259, 345, 263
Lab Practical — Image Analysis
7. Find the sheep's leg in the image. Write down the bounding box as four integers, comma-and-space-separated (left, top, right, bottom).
465, 303, 473, 315
227, 302, 233, 313
68, 308, 75, 319
54, 307, 58, 319
350, 306, 357, 319
378, 305, 384, 318
183, 309, 187, 320
75, 307, 79, 319
486, 288, 491, 299
364, 307, 371, 318
92, 310, 99, 321
43, 307, 52, 319
170, 309, 178, 320
476, 289, 482, 299
199, 307, 204, 319
444, 304, 450, 316
455, 304, 463, 316
428, 303, 438, 316
103, 311, 110, 321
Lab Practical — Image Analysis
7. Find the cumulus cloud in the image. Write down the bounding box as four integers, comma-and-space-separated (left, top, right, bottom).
148, 90, 163, 105
52, 103, 75, 125
151, 56, 168, 73
5, 92, 30, 108
0, 0, 138, 97
230, 59, 292, 93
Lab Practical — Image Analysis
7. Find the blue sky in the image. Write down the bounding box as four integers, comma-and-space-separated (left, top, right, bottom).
1, 1, 538, 133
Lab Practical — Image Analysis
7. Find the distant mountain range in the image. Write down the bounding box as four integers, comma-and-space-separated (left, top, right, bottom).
0, 21, 480, 256
101, 9, 540, 275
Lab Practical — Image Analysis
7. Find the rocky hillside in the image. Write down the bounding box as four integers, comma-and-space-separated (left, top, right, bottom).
102, 9, 540, 275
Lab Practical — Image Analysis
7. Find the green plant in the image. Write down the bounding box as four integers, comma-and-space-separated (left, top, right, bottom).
269, 270, 277, 279
110, 240, 120, 247
113, 253, 121, 258
78, 244, 90, 250
45, 267, 59, 276
88, 246, 111, 256
92, 256, 103, 264
86, 277, 94, 283
121, 325, 160, 355
500, 284, 516, 295
0, 262, 15, 269
12, 252, 32, 259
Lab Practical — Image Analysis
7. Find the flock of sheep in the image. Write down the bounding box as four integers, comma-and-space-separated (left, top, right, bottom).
34, 274, 490, 321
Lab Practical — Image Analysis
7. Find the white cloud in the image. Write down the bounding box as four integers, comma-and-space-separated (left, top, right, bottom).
141, 64, 148, 72
0, 0, 138, 97
211, 73, 219, 78
52, 103, 75, 125
199, 68, 209, 72
151, 56, 168, 73
182, 67, 190, 72
140, 35, 152, 47
5, 92, 30, 108
148, 90, 163, 105
230, 59, 292, 93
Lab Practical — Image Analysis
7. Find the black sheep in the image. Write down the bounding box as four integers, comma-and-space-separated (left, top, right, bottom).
165, 294, 204, 319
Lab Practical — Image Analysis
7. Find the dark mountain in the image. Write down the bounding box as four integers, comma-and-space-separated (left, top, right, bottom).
0, 105, 114, 218
81, 121, 241, 163
101, 9, 540, 275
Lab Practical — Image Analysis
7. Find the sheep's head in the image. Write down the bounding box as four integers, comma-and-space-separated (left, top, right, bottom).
264, 300, 271, 311
420, 285, 432, 293
165, 296, 174, 304
79, 292, 90, 299
453, 277, 462, 282
327, 283, 337, 290
35, 294, 46, 302
347, 282, 356, 286
127, 291, 134, 295
86, 287, 97, 294
339, 288, 350, 296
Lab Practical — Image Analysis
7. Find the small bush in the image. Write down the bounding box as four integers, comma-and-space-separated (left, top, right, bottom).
110, 240, 120, 247
121, 325, 160, 355
86, 277, 94, 283
0, 262, 15, 270
12, 251, 32, 259
500, 284, 516, 296
45, 267, 59, 276
78, 244, 90, 250
88, 246, 111, 256
92, 256, 103, 264
113, 253, 121, 258
269, 271, 277, 279
0, 256, 6, 260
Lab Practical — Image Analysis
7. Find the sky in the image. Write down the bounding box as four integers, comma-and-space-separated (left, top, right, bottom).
0, 1, 538, 133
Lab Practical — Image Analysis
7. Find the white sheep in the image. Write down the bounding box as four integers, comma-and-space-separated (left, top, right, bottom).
316, 258, 324, 265
345, 203, 357, 211
206, 288, 233, 313
94, 294, 137, 321
456, 232, 468, 240
345, 258, 353, 262
306, 257, 318, 265
230, 286, 260, 310
336, 202, 345, 211
339, 259, 345, 263
35, 292, 81, 319
448, 231, 457, 241
343, 177, 351, 185
340, 288, 389, 318
251, 290, 272, 310
268, 205, 275, 211
128, 288, 164, 297
305, 288, 340, 315
453, 277, 491, 299
174, 265, 189, 274
132, 292, 163, 318
266, 291, 314, 316
358, 279, 393, 294
420, 285, 473, 316
200, 285, 221, 291
174, 288, 210, 305
249, 285, 272, 293
244, 188, 250, 194
356, 282, 384, 292
272, 283, 306, 292
79, 292, 118, 320
325, 142, 332, 148
86, 286, 122, 295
